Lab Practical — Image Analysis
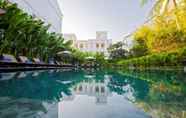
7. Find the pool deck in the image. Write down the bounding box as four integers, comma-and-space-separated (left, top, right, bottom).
0, 67, 73, 72
0, 62, 75, 72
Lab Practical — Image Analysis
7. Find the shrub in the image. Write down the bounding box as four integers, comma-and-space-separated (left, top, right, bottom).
117, 47, 186, 67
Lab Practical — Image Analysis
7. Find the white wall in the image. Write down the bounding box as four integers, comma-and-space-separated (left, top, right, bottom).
76, 39, 112, 56
9, 0, 63, 33
75, 36, 112, 56
63, 32, 112, 56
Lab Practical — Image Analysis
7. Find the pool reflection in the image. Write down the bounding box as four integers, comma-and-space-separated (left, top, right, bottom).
0, 69, 185, 118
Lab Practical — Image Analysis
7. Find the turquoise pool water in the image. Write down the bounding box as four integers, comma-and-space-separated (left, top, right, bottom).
0, 69, 185, 118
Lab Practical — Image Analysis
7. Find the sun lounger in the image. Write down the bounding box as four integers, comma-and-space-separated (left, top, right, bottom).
0, 54, 21, 67
33, 58, 42, 64
32, 58, 48, 67
18, 56, 32, 64
0, 54, 74, 71
49, 61, 55, 65
55, 61, 61, 66
0, 54, 18, 63
48, 58, 55, 65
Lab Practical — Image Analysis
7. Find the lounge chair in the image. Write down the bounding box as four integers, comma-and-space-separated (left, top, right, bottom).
48, 59, 55, 65
0, 54, 42, 69
18, 56, 32, 64
55, 61, 61, 66
59, 62, 64, 65
33, 58, 46, 66
33, 58, 42, 64
0, 54, 21, 68
0, 54, 18, 63
0, 54, 73, 70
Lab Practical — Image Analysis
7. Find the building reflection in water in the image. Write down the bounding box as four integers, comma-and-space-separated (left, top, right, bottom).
74, 78, 111, 104
58, 74, 113, 118
0, 69, 185, 118
62, 74, 112, 104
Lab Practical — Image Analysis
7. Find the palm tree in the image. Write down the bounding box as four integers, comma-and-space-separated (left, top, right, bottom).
141, 0, 182, 29
0, 1, 73, 62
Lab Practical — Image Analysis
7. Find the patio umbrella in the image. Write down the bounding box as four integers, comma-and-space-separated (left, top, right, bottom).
57, 51, 72, 63
85, 56, 96, 61
57, 51, 72, 55
104, 56, 109, 60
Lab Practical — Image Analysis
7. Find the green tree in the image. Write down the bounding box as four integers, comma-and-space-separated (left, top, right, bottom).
95, 52, 105, 65
130, 39, 149, 57
0, 1, 72, 62
108, 41, 128, 60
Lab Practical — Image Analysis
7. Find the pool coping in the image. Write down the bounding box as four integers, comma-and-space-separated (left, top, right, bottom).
0, 66, 75, 73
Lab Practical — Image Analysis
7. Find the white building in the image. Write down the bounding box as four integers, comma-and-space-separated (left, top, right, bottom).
9, 0, 63, 33
62, 74, 112, 104
123, 35, 133, 51
74, 79, 111, 104
64, 31, 112, 56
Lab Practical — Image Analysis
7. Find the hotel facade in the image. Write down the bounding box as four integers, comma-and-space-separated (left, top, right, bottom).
63, 32, 112, 56
9, 0, 63, 33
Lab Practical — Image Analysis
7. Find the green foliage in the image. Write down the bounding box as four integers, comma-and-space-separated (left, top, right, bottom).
71, 49, 94, 64
140, 0, 148, 6
95, 52, 105, 65
118, 0, 186, 67
71, 49, 107, 66
108, 41, 128, 60
130, 38, 149, 57
0, 1, 72, 62
136, 0, 186, 53
117, 47, 186, 67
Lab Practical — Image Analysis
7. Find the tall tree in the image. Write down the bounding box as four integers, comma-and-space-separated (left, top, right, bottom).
141, 0, 182, 31
0, 1, 72, 62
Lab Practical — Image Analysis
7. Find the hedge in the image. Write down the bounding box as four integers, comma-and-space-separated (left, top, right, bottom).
117, 47, 186, 67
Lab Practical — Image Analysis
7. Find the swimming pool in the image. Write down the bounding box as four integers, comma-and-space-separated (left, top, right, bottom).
0, 69, 185, 118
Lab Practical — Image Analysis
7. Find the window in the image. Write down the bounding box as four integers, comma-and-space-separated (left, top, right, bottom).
96, 43, 99, 48
101, 43, 104, 48
79, 86, 82, 91
101, 87, 105, 93
95, 86, 99, 93
80, 44, 84, 48
86, 44, 88, 48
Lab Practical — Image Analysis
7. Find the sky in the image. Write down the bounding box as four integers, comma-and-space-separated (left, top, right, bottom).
58, 0, 154, 42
